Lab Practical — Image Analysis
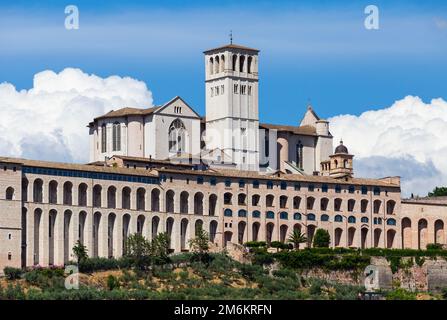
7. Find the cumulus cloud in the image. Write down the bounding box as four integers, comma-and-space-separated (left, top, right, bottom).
0, 68, 153, 163
329, 96, 447, 197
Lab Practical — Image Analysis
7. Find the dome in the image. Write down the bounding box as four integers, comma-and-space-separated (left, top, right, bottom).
335, 140, 349, 154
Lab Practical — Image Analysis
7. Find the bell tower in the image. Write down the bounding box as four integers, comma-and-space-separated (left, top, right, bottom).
203, 43, 260, 171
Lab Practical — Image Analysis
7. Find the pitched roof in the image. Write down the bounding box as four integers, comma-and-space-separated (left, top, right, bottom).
203, 43, 259, 54
93, 106, 160, 122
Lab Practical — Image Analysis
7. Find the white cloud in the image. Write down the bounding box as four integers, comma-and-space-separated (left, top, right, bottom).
0, 68, 153, 163
329, 96, 447, 197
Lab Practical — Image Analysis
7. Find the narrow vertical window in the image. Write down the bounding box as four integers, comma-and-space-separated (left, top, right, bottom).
296, 141, 303, 169
112, 122, 121, 151
101, 124, 107, 153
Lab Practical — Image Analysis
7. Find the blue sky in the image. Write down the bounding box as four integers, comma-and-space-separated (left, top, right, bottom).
0, 0, 446, 124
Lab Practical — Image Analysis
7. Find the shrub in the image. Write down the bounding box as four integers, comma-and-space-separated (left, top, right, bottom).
385, 288, 417, 300
107, 275, 120, 290
313, 229, 331, 248
426, 243, 443, 250
3, 267, 23, 280
244, 241, 267, 248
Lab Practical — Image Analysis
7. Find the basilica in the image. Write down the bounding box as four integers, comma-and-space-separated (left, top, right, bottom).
0, 43, 446, 273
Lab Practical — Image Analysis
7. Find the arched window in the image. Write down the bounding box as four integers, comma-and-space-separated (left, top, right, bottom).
335, 185, 342, 193
214, 56, 220, 74
112, 122, 121, 151
361, 186, 368, 195
252, 194, 260, 206
224, 209, 233, 217
266, 194, 274, 207
307, 213, 316, 221
348, 216, 356, 224
168, 119, 186, 154
267, 181, 273, 189
239, 55, 245, 72
361, 217, 369, 223
224, 192, 232, 205
101, 124, 107, 153
348, 185, 355, 194
321, 214, 329, 222
252, 210, 261, 218
247, 56, 253, 73
232, 54, 237, 71
373, 187, 381, 195
387, 218, 397, 226
335, 215, 343, 222
266, 211, 275, 219
238, 209, 247, 218
280, 212, 288, 220
293, 213, 302, 220
5, 187, 14, 200
279, 195, 288, 208
209, 57, 214, 75
220, 54, 225, 72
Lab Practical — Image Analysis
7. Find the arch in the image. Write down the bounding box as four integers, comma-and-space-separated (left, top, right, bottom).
348, 199, 355, 212
361, 199, 368, 213
321, 214, 329, 222
361, 227, 368, 249
136, 187, 146, 211
239, 55, 245, 72
166, 190, 175, 213
335, 215, 343, 222
209, 194, 217, 216
224, 231, 233, 247
33, 179, 43, 203
307, 213, 316, 221
238, 209, 247, 218
180, 218, 189, 251
93, 212, 101, 258
348, 216, 356, 224
151, 216, 160, 240
33, 208, 42, 265
166, 217, 174, 249
247, 56, 253, 73
63, 210, 73, 263
373, 200, 381, 214
238, 221, 246, 244
112, 122, 121, 151
195, 219, 204, 236
307, 225, 316, 247
334, 228, 343, 247
374, 229, 382, 248
63, 181, 73, 205
307, 196, 315, 210
293, 196, 301, 210
251, 194, 260, 206
418, 219, 428, 250
320, 198, 329, 211
386, 200, 396, 215
294, 212, 302, 220
210, 220, 218, 243
180, 191, 189, 213
107, 186, 116, 209
5, 187, 14, 200
361, 217, 369, 223
22, 178, 28, 202
348, 227, 356, 247
293, 223, 302, 233
435, 219, 445, 245
107, 213, 116, 258
266, 222, 274, 245
387, 229, 396, 249
220, 54, 225, 72
79, 211, 87, 246
387, 218, 397, 226
280, 225, 288, 243
224, 192, 232, 205
214, 55, 220, 73
252, 210, 261, 218
266, 211, 275, 219
280, 212, 288, 220
169, 118, 187, 154
122, 214, 131, 255
151, 188, 160, 212
334, 198, 342, 211
279, 195, 288, 208
78, 183, 88, 207
48, 209, 57, 264
93, 185, 102, 208
122, 187, 131, 209
232, 54, 237, 71
266, 194, 274, 207
137, 215, 145, 235
49, 180, 58, 204
224, 209, 233, 217
238, 193, 247, 205
209, 57, 214, 75
194, 192, 204, 215
252, 222, 260, 241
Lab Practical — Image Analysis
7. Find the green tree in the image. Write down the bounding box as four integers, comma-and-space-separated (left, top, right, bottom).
313, 229, 331, 248
428, 186, 447, 197
125, 233, 151, 269
72, 240, 88, 263
189, 226, 211, 263
150, 232, 171, 265
287, 229, 307, 250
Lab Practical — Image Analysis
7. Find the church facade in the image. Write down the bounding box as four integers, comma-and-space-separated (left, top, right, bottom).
0, 43, 445, 273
